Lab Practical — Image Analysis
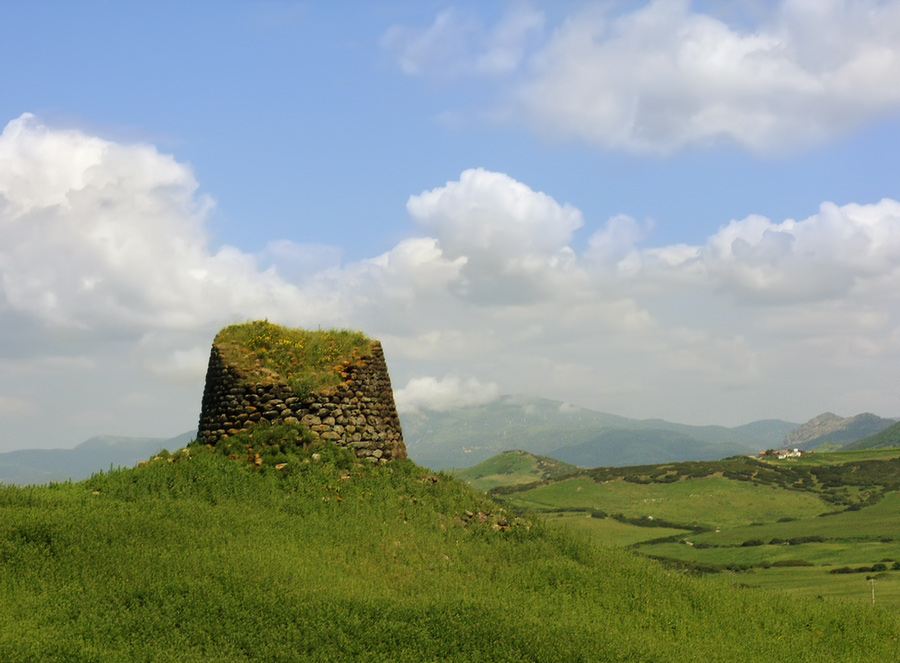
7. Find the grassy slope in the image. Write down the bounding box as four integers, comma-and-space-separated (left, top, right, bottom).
486, 447, 900, 608
452, 450, 580, 492
505, 475, 831, 529
1, 433, 899, 661
845, 421, 900, 450
542, 512, 691, 546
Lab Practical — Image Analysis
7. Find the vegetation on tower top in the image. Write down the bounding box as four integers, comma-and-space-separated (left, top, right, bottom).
213, 320, 373, 397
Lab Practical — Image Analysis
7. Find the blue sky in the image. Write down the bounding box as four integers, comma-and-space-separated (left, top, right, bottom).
2, 0, 900, 453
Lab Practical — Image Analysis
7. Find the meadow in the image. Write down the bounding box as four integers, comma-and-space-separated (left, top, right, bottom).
470, 448, 900, 609
2, 429, 899, 661
504, 475, 830, 529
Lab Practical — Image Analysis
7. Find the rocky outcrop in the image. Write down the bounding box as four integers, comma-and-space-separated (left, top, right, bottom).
197, 340, 406, 463
784, 412, 896, 450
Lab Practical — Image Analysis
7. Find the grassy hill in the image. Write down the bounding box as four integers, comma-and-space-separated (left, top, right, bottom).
452, 450, 579, 492
2, 425, 899, 661
845, 421, 900, 450
484, 447, 900, 607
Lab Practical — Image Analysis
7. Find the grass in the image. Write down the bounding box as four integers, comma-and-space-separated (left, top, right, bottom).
640, 539, 900, 569
2, 428, 900, 661
720, 566, 900, 607
758, 447, 900, 466
214, 320, 372, 397
482, 447, 900, 608
452, 450, 579, 492
691, 491, 900, 545
505, 474, 831, 529
542, 511, 691, 546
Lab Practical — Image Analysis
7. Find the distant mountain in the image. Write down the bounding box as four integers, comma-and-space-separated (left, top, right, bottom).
0, 432, 195, 485
551, 428, 751, 468
784, 413, 896, 451
843, 421, 900, 451
400, 395, 798, 470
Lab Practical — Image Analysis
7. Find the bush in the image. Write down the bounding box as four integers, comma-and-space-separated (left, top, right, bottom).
741, 539, 764, 547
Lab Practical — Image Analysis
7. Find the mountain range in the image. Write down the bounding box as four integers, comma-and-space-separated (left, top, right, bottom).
400, 395, 799, 470
3, 397, 896, 484
401, 396, 899, 470
0, 432, 194, 486
784, 412, 896, 450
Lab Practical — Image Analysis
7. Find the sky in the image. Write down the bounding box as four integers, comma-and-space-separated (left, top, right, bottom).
2, 0, 900, 452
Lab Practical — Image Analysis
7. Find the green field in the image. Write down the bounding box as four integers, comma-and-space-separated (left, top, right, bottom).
640, 539, 900, 568
505, 475, 831, 529
2, 430, 900, 661
483, 447, 900, 607
721, 567, 900, 606
542, 511, 690, 546
452, 450, 579, 492
692, 491, 900, 545
758, 447, 900, 466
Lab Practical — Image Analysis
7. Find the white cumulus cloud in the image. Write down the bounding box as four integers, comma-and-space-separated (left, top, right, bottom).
3, 115, 900, 449
701, 198, 900, 304
388, 0, 900, 155
406, 167, 583, 304
0, 113, 311, 334
393, 375, 500, 413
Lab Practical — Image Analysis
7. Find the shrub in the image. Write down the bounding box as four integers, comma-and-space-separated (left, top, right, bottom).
741, 539, 764, 547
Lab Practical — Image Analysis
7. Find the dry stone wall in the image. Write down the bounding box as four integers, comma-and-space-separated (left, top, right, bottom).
197, 341, 406, 463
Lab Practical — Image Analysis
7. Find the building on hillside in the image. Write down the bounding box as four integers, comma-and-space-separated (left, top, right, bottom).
758, 448, 805, 459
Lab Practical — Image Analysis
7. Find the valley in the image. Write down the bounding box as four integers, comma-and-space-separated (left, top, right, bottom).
455, 446, 900, 607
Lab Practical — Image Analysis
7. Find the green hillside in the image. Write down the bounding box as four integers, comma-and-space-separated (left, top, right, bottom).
845, 421, 900, 450
485, 448, 900, 607
452, 450, 579, 492
2, 425, 899, 661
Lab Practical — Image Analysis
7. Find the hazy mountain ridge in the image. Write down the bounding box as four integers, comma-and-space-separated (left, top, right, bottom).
844, 420, 900, 451
401, 395, 800, 470
7, 400, 894, 484
0, 432, 195, 485
785, 412, 897, 450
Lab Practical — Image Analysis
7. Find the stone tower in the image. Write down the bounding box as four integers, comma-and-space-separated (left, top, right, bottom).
197, 323, 406, 463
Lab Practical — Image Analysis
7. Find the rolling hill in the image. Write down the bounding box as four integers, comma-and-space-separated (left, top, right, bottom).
478, 446, 900, 607
1, 427, 898, 660
844, 420, 900, 450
